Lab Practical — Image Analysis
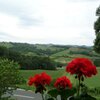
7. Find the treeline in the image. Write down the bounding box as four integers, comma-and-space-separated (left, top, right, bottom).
69, 50, 94, 56
5, 42, 65, 56
0, 46, 61, 70
0, 42, 93, 56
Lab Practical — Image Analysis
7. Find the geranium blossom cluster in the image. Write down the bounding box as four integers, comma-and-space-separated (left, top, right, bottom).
28, 58, 97, 100
66, 58, 97, 78
28, 72, 51, 87
54, 76, 72, 90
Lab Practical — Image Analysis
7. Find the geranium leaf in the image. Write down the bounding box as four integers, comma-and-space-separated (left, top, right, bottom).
59, 88, 76, 99
79, 93, 97, 100
44, 93, 55, 100
48, 88, 76, 100
48, 89, 59, 98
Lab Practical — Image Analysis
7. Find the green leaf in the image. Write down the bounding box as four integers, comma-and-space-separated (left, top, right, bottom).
44, 93, 55, 100
79, 93, 97, 100
47, 89, 59, 98
59, 88, 76, 100
48, 88, 76, 100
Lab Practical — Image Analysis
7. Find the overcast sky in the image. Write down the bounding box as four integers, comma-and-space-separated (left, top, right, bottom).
0, 0, 100, 46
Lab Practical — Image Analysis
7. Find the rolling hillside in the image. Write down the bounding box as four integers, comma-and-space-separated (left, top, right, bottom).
51, 47, 100, 64
0, 42, 66, 56
0, 42, 100, 66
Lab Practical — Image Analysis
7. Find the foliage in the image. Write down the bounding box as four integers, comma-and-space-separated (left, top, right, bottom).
0, 42, 100, 70
87, 87, 100, 96
94, 6, 100, 53
0, 42, 96, 57
0, 58, 23, 99
94, 33, 100, 53
48, 88, 76, 100
69, 49, 92, 56
0, 42, 66, 56
93, 58, 100, 67
0, 46, 57, 70
20, 56, 56, 70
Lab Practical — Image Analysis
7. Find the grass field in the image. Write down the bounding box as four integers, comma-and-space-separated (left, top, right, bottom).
19, 68, 65, 90
19, 68, 100, 89
19, 68, 100, 99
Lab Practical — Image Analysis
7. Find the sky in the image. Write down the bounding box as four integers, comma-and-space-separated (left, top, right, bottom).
0, 0, 100, 46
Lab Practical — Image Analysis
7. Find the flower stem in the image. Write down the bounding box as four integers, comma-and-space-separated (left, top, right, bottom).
41, 93, 45, 100
77, 77, 81, 97
61, 95, 65, 100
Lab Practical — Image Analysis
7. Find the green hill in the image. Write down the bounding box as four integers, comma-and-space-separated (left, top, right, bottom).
51, 47, 100, 65
0, 42, 67, 56
0, 42, 99, 57
0, 42, 100, 66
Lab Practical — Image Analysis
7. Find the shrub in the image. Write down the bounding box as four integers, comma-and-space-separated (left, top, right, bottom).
93, 58, 100, 67
0, 58, 23, 99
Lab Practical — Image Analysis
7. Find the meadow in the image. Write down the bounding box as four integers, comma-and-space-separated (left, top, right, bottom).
19, 68, 100, 87
19, 68, 65, 90
19, 68, 100, 99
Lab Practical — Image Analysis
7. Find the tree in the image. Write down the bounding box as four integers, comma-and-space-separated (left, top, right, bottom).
0, 58, 23, 99
0, 46, 9, 57
94, 6, 100, 53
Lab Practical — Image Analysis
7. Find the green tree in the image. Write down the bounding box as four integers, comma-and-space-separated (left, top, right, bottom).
0, 58, 23, 99
94, 6, 100, 53
0, 46, 9, 57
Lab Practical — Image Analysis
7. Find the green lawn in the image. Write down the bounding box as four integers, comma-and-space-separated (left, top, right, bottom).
19, 68, 100, 99
19, 68, 100, 89
19, 69, 65, 90
85, 68, 100, 87
20, 68, 65, 80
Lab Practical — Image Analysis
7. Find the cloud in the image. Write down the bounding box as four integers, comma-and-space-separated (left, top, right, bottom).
0, 32, 18, 42
65, 0, 99, 3
0, 0, 43, 26
0, 0, 100, 45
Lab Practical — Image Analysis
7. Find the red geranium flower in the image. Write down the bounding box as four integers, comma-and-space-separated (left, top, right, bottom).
66, 58, 97, 78
28, 72, 51, 93
28, 76, 35, 86
28, 72, 51, 87
54, 76, 72, 90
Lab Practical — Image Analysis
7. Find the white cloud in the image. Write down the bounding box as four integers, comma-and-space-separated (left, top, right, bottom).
0, 0, 100, 45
